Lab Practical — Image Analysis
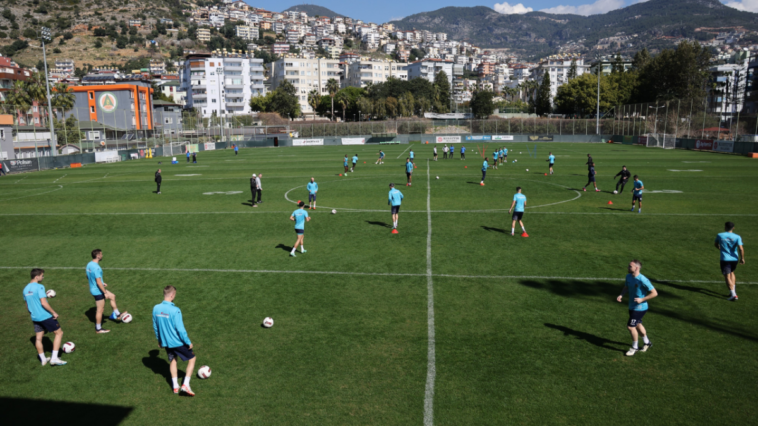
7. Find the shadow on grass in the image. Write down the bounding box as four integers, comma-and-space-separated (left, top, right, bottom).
142, 349, 183, 390
84, 307, 97, 325
545, 323, 627, 352
519, 279, 620, 299
0, 397, 132, 425
481, 226, 507, 234
598, 207, 630, 212
651, 279, 724, 299
366, 220, 391, 228
275, 244, 292, 253
28, 336, 53, 353
466, 181, 482, 185
241, 202, 254, 207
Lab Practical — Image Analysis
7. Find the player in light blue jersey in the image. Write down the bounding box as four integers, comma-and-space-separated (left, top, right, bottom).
547, 152, 555, 175
460, 145, 466, 160
153, 285, 197, 396
715, 221, 745, 301
351, 154, 359, 172
631, 175, 644, 213
617, 260, 657, 356
87, 249, 126, 334
405, 158, 414, 186
24, 268, 67, 366
508, 187, 528, 237
376, 150, 385, 164
409, 149, 415, 165
492, 150, 499, 169
344, 155, 349, 174
502, 147, 508, 163
388, 183, 404, 233
480, 158, 489, 186
499, 148, 505, 165
307, 177, 318, 210
289, 201, 311, 256
449, 145, 455, 159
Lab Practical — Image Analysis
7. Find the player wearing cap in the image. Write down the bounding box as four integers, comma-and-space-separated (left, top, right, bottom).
87, 249, 126, 334
547, 152, 555, 175
715, 221, 745, 301
389, 183, 404, 234
631, 175, 644, 212
24, 268, 67, 366
508, 187, 528, 237
480, 157, 489, 186
343, 155, 349, 174
307, 177, 318, 210
617, 260, 657, 357
289, 201, 310, 256
405, 158, 414, 186
153, 285, 196, 395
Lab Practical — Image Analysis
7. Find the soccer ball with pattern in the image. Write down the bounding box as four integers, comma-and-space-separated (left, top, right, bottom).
262, 317, 274, 328
197, 365, 212, 379
121, 313, 133, 323
46, 289, 56, 298
613, 190, 618, 194
62, 342, 75, 353
331, 209, 337, 214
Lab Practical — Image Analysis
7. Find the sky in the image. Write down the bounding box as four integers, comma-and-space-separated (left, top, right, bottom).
245, 0, 757, 23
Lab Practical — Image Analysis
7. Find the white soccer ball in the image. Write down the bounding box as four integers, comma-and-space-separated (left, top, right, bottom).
262, 317, 274, 328
436, 176, 439, 179
515, 159, 518, 162
331, 209, 337, 214
62, 342, 75, 354
121, 313, 133, 323
526, 169, 529, 172
520, 152, 522, 154
613, 190, 618, 194
46, 289, 56, 298
197, 365, 212, 379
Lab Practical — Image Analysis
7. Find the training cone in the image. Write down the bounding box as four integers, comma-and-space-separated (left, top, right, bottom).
544, 173, 547, 176
364, 161, 366, 163
464, 166, 468, 169
607, 201, 613, 205
414, 165, 417, 169
339, 173, 342, 176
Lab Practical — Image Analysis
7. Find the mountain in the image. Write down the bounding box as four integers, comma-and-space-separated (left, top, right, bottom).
283, 4, 345, 18
392, 0, 758, 58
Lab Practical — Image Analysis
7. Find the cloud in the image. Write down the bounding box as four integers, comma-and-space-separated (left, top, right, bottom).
389, 16, 405, 21
493, 2, 534, 14
723, 0, 758, 12
541, 0, 625, 16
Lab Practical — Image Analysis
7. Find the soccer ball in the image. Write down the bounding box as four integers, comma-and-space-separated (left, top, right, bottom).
121, 313, 133, 323
520, 152, 522, 154
436, 176, 439, 179
262, 317, 274, 328
197, 365, 212, 379
515, 159, 518, 162
62, 342, 75, 354
46, 289, 56, 298
526, 169, 529, 172
331, 209, 337, 214
613, 190, 618, 194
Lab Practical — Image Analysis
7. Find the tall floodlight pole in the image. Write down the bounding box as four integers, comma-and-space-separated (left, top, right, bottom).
216, 67, 224, 142
40, 27, 56, 156
596, 57, 601, 135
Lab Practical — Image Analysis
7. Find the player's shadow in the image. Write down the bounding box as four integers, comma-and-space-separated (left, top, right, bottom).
481, 226, 507, 234
598, 207, 629, 212
544, 323, 627, 352
275, 244, 292, 253
366, 220, 391, 228
0, 397, 132, 424
84, 307, 97, 325
466, 181, 482, 185
141, 349, 183, 390
28, 335, 53, 353
651, 279, 724, 299
241, 202, 254, 207
519, 279, 619, 300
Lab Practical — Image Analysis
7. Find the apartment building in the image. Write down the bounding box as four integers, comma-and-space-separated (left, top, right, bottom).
197, 28, 211, 42
271, 57, 342, 114
271, 43, 290, 55
285, 29, 300, 44
54, 59, 75, 74
406, 59, 454, 85
345, 59, 408, 88
235, 25, 258, 41
180, 53, 265, 118
532, 54, 589, 101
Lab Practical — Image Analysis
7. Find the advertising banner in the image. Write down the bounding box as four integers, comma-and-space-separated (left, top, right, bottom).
2, 158, 38, 172
712, 140, 734, 153
187, 144, 200, 153
636, 136, 647, 145
694, 139, 713, 150
293, 138, 324, 146
95, 150, 119, 163
204, 143, 216, 151
492, 135, 514, 141
435, 136, 461, 143
528, 135, 554, 141
465, 135, 491, 141
342, 138, 366, 145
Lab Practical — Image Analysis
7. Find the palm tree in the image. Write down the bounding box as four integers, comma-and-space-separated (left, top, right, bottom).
336, 91, 348, 122
307, 89, 320, 118
52, 82, 76, 117
5, 80, 31, 124
26, 72, 49, 124
325, 78, 339, 121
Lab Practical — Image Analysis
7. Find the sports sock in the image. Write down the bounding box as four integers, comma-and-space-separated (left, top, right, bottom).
731, 288, 737, 297
113, 309, 120, 317
290, 248, 296, 254
521, 226, 526, 233
511, 227, 515, 234
301, 245, 305, 253
643, 336, 650, 344
38, 353, 46, 363
172, 377, 179, 389
638, 208, 641, 213
96, 323, 101, 331
52, 350, 59, 361
393, 220, 398, 228
632, 341, 639, 350
183, 376, 191, 386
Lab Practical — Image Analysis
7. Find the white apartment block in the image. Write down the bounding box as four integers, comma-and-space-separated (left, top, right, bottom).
181, 53, 265, 118
532, 54, 589, 101
271, 58, 342, 114
235, 25, 258, 41
197, 28, 211, 42
406, 59, 454, 86
346, 60, 408, 88
54, 59, 75, 74
286, 30, 300, 44
362, 32, 380, 50
436, 33, 447, 42
273, 21, 286, 34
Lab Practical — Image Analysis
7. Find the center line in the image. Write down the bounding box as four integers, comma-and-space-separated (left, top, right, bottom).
424, 159, 436, 426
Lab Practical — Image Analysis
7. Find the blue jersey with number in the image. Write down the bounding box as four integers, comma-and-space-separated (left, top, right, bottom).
716, 232, 743, 261
292, 209, 309, 229
23, 282, 52, 322
626, 273, 654, 311
513, 193, 526, 212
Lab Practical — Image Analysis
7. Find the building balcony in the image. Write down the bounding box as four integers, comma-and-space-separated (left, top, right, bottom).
225, 83, 244, 89
224, 65, 243, 71
192, 93, 207, 99
225, 100, 246, 107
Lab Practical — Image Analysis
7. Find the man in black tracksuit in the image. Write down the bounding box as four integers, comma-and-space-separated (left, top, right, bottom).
614, 166, 632, 193
250, 173, 258, 207
155, 169, 162, 194
586, 154, 594, 171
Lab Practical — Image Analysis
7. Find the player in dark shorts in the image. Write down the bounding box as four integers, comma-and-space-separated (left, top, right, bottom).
715, 221, 745, 301
583, 163, 600, 192
617, 260, 657, 356
405, 158, 413, 186
614, 166, 631, 193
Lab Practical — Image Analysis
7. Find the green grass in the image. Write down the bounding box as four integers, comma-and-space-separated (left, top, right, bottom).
0, 143, 756, 425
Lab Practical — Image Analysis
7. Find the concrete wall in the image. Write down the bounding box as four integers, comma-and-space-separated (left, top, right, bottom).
0, 125, 12, 159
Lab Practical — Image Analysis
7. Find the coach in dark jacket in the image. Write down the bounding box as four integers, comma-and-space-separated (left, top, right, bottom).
155, 169, 162, 194
614, 166, 631, 193
250, 173, 258, 207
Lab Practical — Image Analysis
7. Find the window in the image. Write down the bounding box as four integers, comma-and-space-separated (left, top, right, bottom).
165, 118, 173, 124
0, 129, 4, 139
89, 92, 94, 100
212, 99, 216, 103
132, 116, 136, 126
90, 106, 95, 113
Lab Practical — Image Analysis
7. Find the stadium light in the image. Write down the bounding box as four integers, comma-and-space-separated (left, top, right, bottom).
39, 27, 56, 157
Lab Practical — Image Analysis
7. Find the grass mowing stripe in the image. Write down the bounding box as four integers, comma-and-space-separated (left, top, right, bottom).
424, 159, 436, 426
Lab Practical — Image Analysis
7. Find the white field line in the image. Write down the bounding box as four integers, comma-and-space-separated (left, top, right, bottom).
14, 175, 28, 184
2, 210, 758, 217
0, 185, 64, 201
0, 266, 754, 284
397, 143, 414, 159
53, 174, 67, 183
424, 159, 436, 426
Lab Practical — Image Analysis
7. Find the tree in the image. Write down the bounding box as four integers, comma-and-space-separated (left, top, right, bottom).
631, 48, 650, 71
54, 115, 82, 146
268, 80, 300, 118
4, 80, 31, 118
94, 39, 102, 48
568, 59, 578, 80
307, 89, 320, 117
535, 72, 552, 116
470, 90, 494, 119
385, 96, 398, 118
634, 41, 711, 102
326, 78, 339, 121
26, 72, 49, 124
554, 73, 612, 116
336, 91, 349, 122
51, 82, 75, 117
357, 97, 373, 119
433, 71, 451, 113
249, 92, 273, 112
611, 54, 624, 74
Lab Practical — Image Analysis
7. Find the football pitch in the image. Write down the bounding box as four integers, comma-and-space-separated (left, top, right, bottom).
1, 142, 756, 425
